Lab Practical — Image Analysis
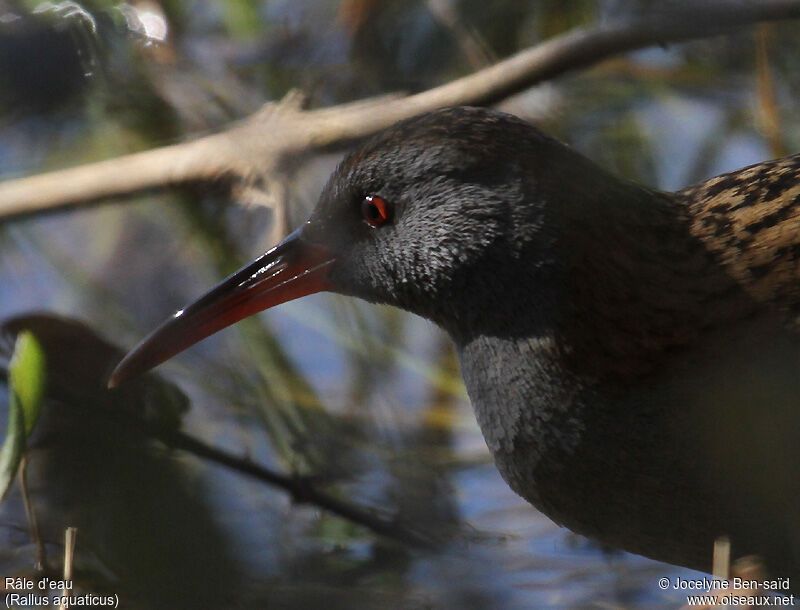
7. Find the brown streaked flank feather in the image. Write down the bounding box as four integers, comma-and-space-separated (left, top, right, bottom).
685, 154, 800, 317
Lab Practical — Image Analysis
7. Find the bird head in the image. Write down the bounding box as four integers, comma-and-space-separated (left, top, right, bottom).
109, 107, 568, 387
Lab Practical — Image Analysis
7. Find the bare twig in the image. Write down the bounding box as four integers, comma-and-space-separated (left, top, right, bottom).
712, 536, 731, 580
19, 456, 48, 571
1, 1, 799, 219
155, 423, 433, 545
755, 24, 786, 157
59, 527, 77, 610
76, 402, 435, 548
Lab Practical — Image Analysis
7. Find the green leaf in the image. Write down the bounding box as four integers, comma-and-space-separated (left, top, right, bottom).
10, 332, 46, 437
0, 332, 46, 502
0, 391, 25, 502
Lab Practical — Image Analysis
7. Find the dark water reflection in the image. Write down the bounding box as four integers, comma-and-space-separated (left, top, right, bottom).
2, 1, 800, 608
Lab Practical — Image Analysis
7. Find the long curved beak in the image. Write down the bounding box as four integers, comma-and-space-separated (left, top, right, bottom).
108, 228, 334, 388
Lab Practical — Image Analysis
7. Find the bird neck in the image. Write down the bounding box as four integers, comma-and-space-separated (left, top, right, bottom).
554, 178, 755, 386
447, 173, 731, 464
447, 156, 750, 390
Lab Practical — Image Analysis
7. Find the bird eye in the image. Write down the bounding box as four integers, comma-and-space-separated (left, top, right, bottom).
361, 195, 391, 228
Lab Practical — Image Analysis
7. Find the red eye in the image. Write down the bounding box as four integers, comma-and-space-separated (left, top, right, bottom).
361, 195, 391, 228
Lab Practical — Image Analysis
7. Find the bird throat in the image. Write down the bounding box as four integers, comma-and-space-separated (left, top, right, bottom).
448, 171, 761, 457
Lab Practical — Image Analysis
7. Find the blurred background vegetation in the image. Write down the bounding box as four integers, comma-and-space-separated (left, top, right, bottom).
1, 0, 799, 608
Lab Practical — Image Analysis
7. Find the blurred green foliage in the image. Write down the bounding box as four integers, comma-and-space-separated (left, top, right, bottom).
0, 331, 45, 501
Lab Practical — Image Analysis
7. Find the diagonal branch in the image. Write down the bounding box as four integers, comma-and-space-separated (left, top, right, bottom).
1, 0, 799, 219
69, 394, 437, 547
139, 416, 437, 547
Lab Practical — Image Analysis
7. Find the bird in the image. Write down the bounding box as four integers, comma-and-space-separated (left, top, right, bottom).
109, 106, 800, 589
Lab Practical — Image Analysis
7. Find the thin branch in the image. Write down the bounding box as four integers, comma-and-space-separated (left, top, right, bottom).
59, 527, 77, 610
0, 1, 798, 219
156, 424, 433, 546
84, 403, 435, 547
19, 456, 48, 571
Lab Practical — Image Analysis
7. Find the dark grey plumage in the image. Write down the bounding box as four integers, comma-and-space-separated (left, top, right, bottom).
308, 107, 800, 584
113, 106, 800, 588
